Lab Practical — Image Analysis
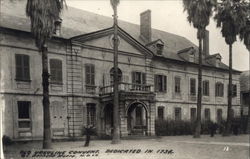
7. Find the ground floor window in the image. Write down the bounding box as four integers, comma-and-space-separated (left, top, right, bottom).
217, 109, 223, 123
17, 101, 31, 129
204, 108, 210, 121
157, 107, 164, 120
174, 107, 182, 121
87, 103, 96, 126
190, 108, 196, 122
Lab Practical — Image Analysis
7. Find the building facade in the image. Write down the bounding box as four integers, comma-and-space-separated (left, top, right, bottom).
0, 1, 241, 140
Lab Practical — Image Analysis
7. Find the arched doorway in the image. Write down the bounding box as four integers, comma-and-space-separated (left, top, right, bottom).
127, 102, 148, 135
104, 103, 113, 135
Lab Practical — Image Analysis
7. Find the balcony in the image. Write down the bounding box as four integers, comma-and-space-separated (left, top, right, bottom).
99, 82, 153, 95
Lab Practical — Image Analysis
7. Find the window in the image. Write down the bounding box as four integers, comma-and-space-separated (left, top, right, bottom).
203, 81, 209, 96
175, 76, 181, 93
190, 78, 196, 95
174, 107, 182, 121
156, 43, 164, 55
132, 72, 146, 85
85, 64, 95, 85
190, 108, 196, 122
17, 101, 31, 129
227, 84, 237, 97
87, 104, 96, 126
204, 108, 210, 121
217, 109, 223, 123
189, 53, 195, 62
158, 107, 164, 120
155, 75, 167, 92
15, 54, 30, 81
215, 82, 224, 97
50, 59, 62, 83
110, 67, 122, 84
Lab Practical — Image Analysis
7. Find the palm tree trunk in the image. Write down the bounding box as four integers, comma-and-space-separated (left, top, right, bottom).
225, 44, 233, 136
194, 37, 202, 138
41, 45, 52, 149
112, 4, 121, 144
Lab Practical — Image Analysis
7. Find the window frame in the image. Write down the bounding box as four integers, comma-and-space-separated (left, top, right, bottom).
190, 78, 196, 95
49, 59, 63, 84
174, 107, 182, 121
85, 64, 95, 86
132, 71, 146, 85
174, 76, 181, 94
190, 108, 197, 122
204, 108, 211, 121
17, 101, 31, 131
154, 74, 167, 92
157, 106, 164, 120
86, 103, 96, 126
15, 54, 30, 81
203, 80, 210, 96
215, 82, 224, 97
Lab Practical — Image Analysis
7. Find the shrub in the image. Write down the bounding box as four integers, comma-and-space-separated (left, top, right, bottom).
2, 135, 13, 146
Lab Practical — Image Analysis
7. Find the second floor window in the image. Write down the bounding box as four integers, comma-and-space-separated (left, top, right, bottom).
15, 54, 30, 81
203, 80, 209, 96
228, 84, 237, 97
85, 64, 95, 86
215, 82, 224, 97
155, 75, 167, 92
175, 76, 181, 93
50, 59, 62, 83
132, 72, 146, 85
190, 78, 196, 95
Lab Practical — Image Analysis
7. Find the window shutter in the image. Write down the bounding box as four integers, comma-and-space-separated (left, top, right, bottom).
142, 73, 146, 84
154, 75, 158, 91
85, 64, 90, 85
163, 76, 167, 92
132, 72, 136, 84
16, 54, 22, 79
91, 65, 95, 85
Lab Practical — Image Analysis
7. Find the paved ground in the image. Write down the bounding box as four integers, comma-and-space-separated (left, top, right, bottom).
3, 135, 250, 159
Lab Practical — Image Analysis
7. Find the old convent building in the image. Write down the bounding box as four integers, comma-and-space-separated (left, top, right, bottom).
0, 1, 241, 140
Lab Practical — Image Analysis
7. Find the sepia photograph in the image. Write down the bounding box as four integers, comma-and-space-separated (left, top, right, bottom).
0, 0, 249, 159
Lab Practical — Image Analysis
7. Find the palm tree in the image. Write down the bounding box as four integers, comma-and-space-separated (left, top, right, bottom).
183, 0, 217, 138
26, 0, 64, 149
110, 0, 121, 144
239, 3, 250, 133
214, 0, 248, 136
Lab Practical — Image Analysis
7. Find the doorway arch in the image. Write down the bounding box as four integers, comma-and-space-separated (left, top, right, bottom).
126, 102, 149, 135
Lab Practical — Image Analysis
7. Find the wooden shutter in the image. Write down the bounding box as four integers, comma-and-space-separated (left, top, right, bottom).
154, 75, 158, 91
142, 73, 146, 84
91, 65, 95, 85
15, 54, 30, 80
132, 72, 136, 84
163, 75, 167, 92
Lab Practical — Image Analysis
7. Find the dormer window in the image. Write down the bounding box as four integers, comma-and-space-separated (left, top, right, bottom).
156, 43, 164, 55
189, 52, 195, 62
54, 18, 62, 36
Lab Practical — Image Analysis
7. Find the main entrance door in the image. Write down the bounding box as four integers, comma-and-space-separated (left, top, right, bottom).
104, 103, 113, 135
127, 102, 148, 135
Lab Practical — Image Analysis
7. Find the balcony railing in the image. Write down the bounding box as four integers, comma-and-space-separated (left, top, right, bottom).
99, 82, 153, 95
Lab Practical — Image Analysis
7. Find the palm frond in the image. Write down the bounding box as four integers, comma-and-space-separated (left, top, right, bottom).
183, 0, 217, 38
214, 0, 249, 45
26, 0, 65, 50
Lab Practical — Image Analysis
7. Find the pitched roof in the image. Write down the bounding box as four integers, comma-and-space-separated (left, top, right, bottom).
0, 0, 239, 73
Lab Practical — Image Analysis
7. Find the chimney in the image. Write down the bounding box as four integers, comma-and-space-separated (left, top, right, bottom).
203, 30, 209, 56
140, 10, 151, 43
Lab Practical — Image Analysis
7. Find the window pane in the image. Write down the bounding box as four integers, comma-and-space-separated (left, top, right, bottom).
87, 104, 96, 126
18, 101, 30, 119
205, 108, 210, 121
190, 108, 196, 121
18, 121, 31, 128
175, 107, 181, 121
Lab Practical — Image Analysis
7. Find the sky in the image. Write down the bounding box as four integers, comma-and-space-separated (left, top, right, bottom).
67, 0, 249, 71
